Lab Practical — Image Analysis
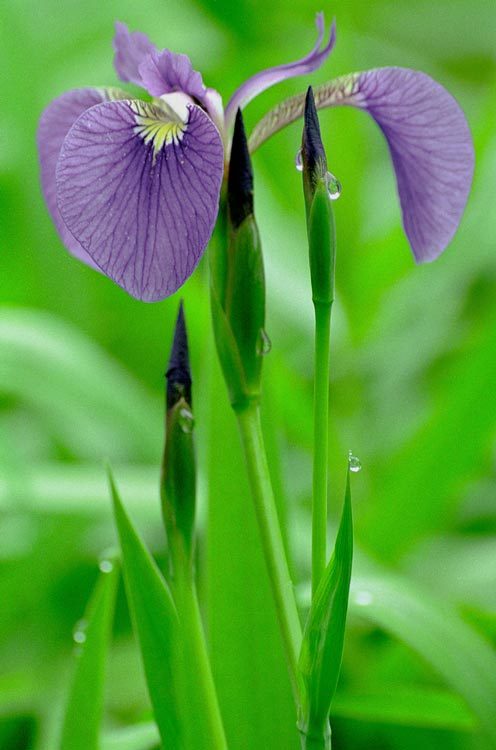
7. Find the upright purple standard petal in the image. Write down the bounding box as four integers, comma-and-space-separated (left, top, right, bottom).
37, 87, 127, 268
250, 67, 474, 261
224, 13, 336, 131
113, 21, 157, 87
139, 48, 206, 100
56, 99, 224, 301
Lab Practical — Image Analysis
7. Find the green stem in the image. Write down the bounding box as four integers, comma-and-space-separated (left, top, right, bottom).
171, 543, 227, 750
236, 405, 302, 702
312, 301, 332, 597
300, 727, 332, 750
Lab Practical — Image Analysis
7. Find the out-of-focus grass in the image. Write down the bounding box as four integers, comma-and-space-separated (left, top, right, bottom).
0, 0, 495, 748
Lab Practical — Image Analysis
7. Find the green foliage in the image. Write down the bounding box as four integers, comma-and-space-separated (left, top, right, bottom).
161, 398, 196, 565
59, 555, 119, 750
205, 351, 299, 748
350, 567, 496, 746
298, 472, 353, 747
109, 471, 182, 748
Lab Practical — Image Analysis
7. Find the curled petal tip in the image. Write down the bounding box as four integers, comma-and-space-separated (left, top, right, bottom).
166, 300, 192, 409
225, 13, 337, 129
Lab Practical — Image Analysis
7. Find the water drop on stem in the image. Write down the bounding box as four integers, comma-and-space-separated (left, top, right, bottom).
72, 619, 87, 644
325, 171, 341, 200
348, 450, 361, 473
257, 329, 272, 356
295, 148, 303, 172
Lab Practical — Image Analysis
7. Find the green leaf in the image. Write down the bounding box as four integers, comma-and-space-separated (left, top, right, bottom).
332, 687, 476, 732
103, 722, 160, 750
59, 553, 119, 750
109, 470, 182, 748
350, 567, 496, 746
0, 309, 160, 461
298, 471, 353, 741
204, 347, 299, 748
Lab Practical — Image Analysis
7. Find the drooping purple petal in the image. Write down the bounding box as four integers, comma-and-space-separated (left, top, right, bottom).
139, 48, 206, 100
224, 13, 336, 131
56, 99, 224, 301
113, 21, 157, 87
37, 87, 128, 268
249, 67, 474, 262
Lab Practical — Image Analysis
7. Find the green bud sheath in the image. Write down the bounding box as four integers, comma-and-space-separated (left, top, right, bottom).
302, 87, 336, 306
161, 303, 196, 568
210, 108, 266, 411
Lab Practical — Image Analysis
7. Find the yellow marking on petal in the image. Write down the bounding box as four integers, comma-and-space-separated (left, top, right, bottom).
129, 100, 186, 163
99, 86, 130, 102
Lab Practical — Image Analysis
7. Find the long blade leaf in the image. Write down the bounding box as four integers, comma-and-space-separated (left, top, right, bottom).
298, 470, 353, 739
59, 554, 119, 750
109, 470, 182, 748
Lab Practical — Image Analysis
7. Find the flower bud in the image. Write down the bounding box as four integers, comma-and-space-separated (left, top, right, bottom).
210, 108, 266, 411
302, 87, 336, 307
161, 302, 196, 566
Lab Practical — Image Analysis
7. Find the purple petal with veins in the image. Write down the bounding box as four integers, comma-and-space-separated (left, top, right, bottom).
249, 67, 474, 262
139, 48, 206, 100
56, 99, 224, 301
37, 87, 127, 269
113, 21, 157, 87
224, 12, 336, 131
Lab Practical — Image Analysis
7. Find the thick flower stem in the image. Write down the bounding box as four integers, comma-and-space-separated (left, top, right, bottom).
236, 404, 302, 702
311, 300, 332, 597
170, 541, 227, 750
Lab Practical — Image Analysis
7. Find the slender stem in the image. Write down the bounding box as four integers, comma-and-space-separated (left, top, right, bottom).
311, 301, 332, 597
236, 404, 302, 701
171, 543, 227, 750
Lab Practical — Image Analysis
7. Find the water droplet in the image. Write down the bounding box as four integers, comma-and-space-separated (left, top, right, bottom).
178, 406, 194, 433
295, 148, 303, 172
348, 450, 362, 473
325, 171, 341, 200
257, 329, 272, 356
99, 559, 113, 574
72, 619, 87, 644
355, 591, 373, 606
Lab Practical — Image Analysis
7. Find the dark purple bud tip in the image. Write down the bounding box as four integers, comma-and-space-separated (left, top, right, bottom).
228, 108, 254, 229
302, 86, 327, 189
166, 301, 192, 410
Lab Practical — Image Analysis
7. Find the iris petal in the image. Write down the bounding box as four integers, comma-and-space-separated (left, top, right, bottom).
113, 21, 157, 87
139, 48, 206, 100
56, 99, 224, 301
37, 87, 129, 268
249, 67, 474, 262
224, 13, 336, 131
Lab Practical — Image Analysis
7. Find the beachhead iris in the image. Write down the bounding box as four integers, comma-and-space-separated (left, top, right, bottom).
38, 14, 474, 301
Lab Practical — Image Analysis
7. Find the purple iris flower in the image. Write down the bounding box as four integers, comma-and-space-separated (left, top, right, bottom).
38, 15, 473, 302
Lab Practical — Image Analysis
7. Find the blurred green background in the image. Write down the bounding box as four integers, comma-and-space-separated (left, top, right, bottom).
1, 0, 495, 748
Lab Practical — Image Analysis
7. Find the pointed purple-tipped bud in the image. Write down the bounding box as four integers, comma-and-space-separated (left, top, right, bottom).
166, 301, 192, 410
302, 86, 328, 206
162, 302, 196, 567
228, 109, 254, 229
210, 108, 266, 409
301, 87, 336, 307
